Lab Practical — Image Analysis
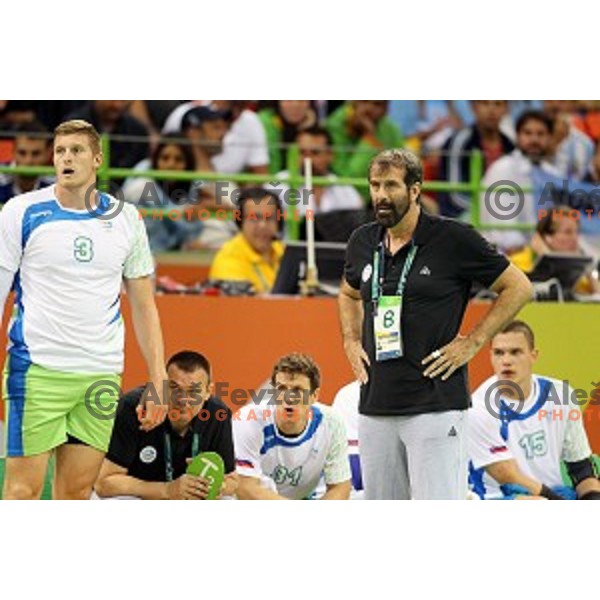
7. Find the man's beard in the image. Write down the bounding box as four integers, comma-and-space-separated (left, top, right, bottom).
374, 201, 409, 228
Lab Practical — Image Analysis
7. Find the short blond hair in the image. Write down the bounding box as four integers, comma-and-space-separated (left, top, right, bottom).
54, 119, 101, 154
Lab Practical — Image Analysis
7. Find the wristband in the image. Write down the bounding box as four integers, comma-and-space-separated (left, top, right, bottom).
579, 490, 600, 500
540, 484, 564, 500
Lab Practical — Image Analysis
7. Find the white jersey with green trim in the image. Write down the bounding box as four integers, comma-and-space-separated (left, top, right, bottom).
469, 374, 592, 499
233, 400, 350, 500
0, 185, 154, 373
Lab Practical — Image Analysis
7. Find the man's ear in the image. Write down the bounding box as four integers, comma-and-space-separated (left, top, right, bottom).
94, 152, 103, 170
310, 387, 321, 404
207, 382, 215, 398
410, 182, 422, 203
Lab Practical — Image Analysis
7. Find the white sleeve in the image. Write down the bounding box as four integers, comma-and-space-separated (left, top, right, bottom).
123, 207, 155, 279
232, 414, 264, 479
0, 200, 23, 274
323, 411, 351, 485
0, 266, 14, 311
468, 407, 514, 469
243, 111, 269, 167
562, 407, 592, 463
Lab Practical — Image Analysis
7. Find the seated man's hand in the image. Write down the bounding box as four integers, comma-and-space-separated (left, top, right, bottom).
166, 474, 211, 500
218, 472, 239, 499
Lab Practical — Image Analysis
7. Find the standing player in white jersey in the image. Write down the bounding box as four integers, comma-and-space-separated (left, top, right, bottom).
233, 353, 351, 500
0, 119, 168, 499
469, 320, 600, 500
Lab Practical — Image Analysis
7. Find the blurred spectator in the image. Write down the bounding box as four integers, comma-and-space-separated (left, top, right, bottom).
211, 101, 269, 175
439, 101, 514, 218
0, 120, 54, 205
129, 100, 186, 143
481, 110, 561, 252
583, 141, 600, 184
326, 101, 404, 182
65, 100, 149, 170
572, 100, 600, 143
209, 188, 284, 294
258, 101, 317, 174
267, 126, 363, 217
122, 136, 203, 252
180, 105, 229, 174
0, 101, 38, 130
510, 206, 600, 295
499, 101, 543, 140
388, 100, 472, 151
543, 100, 594, 180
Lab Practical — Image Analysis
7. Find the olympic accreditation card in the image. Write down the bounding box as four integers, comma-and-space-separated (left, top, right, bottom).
374, 295, 403, 361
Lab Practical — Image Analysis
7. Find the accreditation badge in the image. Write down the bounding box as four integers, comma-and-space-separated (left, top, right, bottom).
374, 295, 403, 361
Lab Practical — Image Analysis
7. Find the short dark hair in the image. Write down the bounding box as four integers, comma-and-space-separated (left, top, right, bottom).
368, 148, 423, 188
536, 205, 580, 237
236, 187, 282, 223
14, 119, 50, 143
495, 320, 535, 349
166, 351, 211, 380
516, 110, 554, 136
296, 125, 333, 147
271, 353, 321, 392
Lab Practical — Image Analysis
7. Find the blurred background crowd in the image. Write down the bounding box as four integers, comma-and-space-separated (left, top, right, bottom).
2, 100, 600, 299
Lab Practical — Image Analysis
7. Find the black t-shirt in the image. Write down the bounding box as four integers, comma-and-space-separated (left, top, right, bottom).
106, 387, 235, 482
344, 210, 509, 416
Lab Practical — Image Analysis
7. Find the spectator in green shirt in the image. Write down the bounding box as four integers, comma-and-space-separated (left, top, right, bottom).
326, 101, 405, 182
258, 101, 317, 174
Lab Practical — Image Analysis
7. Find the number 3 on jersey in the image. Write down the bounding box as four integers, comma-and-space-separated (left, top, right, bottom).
74, 236, 94, 263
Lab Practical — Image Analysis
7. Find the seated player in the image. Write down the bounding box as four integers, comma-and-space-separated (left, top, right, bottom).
233, 353, 351, 500
94, 351, 237, 500
469, 321, 600, 500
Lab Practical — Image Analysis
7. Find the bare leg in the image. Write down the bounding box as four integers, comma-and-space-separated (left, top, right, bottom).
3, 453, 51, 499
53, 444, 105, 500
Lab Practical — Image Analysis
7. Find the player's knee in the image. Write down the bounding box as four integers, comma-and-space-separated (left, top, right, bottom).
3, 479, 44, 500
53, 477, 95, 500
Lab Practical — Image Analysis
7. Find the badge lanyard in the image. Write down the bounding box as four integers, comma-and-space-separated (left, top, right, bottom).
371, 238, 418, 361
371, 240, 418, 312
164, 431, 200, 482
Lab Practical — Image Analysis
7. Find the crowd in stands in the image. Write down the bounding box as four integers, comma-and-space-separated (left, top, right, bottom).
2, 100, 600, 299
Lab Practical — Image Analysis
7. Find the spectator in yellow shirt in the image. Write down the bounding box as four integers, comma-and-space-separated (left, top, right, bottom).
209, 188, 284, 294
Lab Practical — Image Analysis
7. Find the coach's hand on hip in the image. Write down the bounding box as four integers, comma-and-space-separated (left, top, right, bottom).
344, 340, 370, 384
422, 335, 483, 381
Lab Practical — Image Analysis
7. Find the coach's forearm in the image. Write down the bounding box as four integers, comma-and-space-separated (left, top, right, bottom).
95, 473, 168, 500
468, 267, 533, 348
338, 285, 364, 347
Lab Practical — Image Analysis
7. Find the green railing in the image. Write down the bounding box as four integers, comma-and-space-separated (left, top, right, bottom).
0, 135, 535, 240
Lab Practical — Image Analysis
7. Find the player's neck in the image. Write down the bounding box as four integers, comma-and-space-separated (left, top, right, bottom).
55, 179, 97, 211
504, 376, 533, 401
387, 203, 420, 246
169, 419, 190, 437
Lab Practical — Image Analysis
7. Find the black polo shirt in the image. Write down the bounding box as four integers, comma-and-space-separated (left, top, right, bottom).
106, 387, 235, 482
344, 210, 509, 416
